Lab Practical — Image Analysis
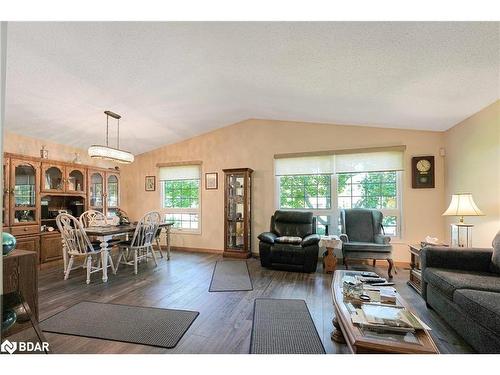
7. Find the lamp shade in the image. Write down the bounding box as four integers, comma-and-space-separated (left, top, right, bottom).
443, 193, 484, 217
88, 145, 134, 164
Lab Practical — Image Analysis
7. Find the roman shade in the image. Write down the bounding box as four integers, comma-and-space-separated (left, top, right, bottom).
274, 155, 334, 176
335, 150, 404, 173
274, 148, 405, 176
159, 165, 200, 181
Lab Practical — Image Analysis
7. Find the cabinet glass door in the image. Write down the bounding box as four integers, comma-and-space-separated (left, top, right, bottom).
89, 172, 104, 212
226, 173, 245, 250
107, 174, 119, 216
43, 165, 64, 192
67, 168, 85, 193
12, 162, 38, 225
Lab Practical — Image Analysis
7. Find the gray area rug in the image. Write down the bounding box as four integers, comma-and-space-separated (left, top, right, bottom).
209, 260, 253, 292
40, 301, 199, 348
250, 298, 326, 354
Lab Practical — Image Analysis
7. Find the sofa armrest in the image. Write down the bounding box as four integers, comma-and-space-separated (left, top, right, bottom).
258, 232, 277, 245
339, 234, 349, 243
374, 234, 391, 244
301, 234, 320, 247
421, 246, 493, 273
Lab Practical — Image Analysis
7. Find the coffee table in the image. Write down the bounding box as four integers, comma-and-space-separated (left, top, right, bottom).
331, 270, 439, 354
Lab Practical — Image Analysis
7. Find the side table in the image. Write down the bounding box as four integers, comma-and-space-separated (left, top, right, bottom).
408, 244, 423, 294
319, 236, 342, 273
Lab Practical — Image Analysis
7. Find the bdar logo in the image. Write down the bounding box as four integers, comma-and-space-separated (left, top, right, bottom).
1, 339, 17, 354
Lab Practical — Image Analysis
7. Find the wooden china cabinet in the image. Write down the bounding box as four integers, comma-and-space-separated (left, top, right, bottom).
223, 168, 253, 258
2, 152, 121, 267
87, 169, 120, 217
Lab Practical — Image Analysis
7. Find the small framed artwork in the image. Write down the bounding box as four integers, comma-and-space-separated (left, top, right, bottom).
412, 156, 435, 188
145, 176, 156, 191
205, 172, 218, 190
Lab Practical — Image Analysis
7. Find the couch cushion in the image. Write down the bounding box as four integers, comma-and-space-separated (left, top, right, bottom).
270, 244, 305, 265
342, 241, 392, 253
423, 267, 500, 300
454, 289, 500, 334
491, 231, 500, 274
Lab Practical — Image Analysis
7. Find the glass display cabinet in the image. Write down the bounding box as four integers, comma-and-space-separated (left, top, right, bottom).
10, 158, 40, 226
223, 168, 253, 258
66, 167, 86, 194
88, 170, 105, 212
106, 173, 120, 217
42, 163, 64, 192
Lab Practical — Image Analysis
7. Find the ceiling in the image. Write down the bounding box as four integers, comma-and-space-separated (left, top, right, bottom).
5, 22, 499, 155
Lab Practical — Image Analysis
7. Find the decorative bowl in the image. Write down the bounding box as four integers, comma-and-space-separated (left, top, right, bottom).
2, 232, 17, 256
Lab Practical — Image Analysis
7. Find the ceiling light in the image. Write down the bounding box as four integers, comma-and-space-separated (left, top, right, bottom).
88, 111, 134, 164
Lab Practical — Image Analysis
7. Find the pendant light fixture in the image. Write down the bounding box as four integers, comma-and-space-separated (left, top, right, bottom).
88, 110, 134, 164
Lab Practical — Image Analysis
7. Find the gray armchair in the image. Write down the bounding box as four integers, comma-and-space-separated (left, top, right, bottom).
340, 208, 394, 278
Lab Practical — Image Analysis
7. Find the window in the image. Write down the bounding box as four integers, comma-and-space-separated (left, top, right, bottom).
337, 171, 400, 236
159, 165, 201, 233
275, 149, 403, 237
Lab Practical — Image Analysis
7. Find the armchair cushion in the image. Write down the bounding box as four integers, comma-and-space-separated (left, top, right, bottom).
301, 234, 320, 247
491, 231, 500, 274
342, 241, 392, 253
258, 232, 278, 245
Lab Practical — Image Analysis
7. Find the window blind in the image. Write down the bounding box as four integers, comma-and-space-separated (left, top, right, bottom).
334, 150, 404, 173
274, 155, 334, 176
159, 165, 200, 181
274, 149, 404, 176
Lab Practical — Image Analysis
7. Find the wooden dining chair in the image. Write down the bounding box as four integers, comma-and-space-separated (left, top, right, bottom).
56, 213, 116, 284
116, 211, 161, 275
79, 209, 108, 227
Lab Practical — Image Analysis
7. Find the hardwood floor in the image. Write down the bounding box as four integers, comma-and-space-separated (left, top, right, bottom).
37, 251, 473, 354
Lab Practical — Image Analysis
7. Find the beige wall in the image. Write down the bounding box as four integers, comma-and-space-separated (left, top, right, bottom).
443, 100, 500, 247
121, 119, 447, 262
4, 130, 115, 169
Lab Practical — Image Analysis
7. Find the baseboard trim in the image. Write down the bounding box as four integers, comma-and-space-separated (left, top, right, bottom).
170, 246, 222, 254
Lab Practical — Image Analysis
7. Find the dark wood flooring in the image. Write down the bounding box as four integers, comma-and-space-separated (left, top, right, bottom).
37, 251, 473, 354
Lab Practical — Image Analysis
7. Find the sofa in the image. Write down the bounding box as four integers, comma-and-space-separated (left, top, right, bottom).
421, 231, 500, 353
258, 210, 320, 273
339, 208, 394, 278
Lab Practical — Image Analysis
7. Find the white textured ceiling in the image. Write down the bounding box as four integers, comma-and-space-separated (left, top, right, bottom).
5, 22, 500, 155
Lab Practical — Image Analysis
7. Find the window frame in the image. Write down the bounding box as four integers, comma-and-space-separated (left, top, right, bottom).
159, 167, 202, 235
275, 171, 402, 238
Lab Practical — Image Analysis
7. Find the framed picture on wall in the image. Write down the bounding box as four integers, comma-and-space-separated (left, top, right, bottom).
205, 172, 218, 190
145, 176, 156, 191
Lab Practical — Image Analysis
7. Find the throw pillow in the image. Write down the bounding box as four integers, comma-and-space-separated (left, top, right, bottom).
275, 236, 302, 245
491, 231, 500, 274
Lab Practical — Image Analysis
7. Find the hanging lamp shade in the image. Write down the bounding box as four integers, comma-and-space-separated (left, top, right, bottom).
88, 110, 134, 164
88, 145, 134, 164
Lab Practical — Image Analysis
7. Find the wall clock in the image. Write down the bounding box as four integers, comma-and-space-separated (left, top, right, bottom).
412, 156, 435, 188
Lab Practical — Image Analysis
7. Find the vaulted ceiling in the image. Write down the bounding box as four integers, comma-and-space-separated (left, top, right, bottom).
5, 22, 499, 155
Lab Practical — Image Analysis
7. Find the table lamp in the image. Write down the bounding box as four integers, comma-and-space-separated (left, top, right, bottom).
442, 193, 484, 247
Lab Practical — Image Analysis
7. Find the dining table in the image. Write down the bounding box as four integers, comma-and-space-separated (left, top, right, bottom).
82, 222, 174, 282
